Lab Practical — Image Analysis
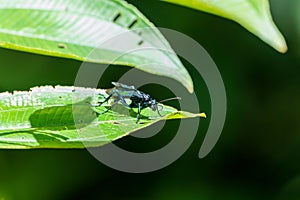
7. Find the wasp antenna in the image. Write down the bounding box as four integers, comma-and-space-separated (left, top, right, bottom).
157, 104, 163, 111
156, 106, 163, 116
159, 97, 181, 103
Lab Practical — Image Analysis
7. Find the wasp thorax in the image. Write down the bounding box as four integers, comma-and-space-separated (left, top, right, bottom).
149, 100, 157, 111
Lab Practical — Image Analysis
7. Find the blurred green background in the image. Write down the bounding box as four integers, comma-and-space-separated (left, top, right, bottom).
0, 0, 299, 199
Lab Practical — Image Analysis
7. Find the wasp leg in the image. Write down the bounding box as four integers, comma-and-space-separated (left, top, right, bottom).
136, 103, 142, 124
96, 99, 121, 115
115, 91, 130, 107
89, 96, 110, 107
89, 93, 114, 114
98, 91, 128, 114
91, 92, 115, 114
98, 93, 113, 106
156, 104, 164, 117
96, 90, 132, 116
157, 108, 163, 117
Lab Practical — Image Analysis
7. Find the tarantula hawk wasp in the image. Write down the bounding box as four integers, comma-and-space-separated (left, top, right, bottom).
97, 82, 181, 123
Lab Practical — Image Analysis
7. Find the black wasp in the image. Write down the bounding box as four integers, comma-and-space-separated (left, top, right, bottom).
98, 82, 180, 123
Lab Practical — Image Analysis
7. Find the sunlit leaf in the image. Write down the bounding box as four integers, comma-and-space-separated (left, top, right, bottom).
0, 86, 205, 149
0, 0, 193, 92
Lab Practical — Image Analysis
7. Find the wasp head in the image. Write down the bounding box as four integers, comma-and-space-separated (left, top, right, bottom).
148, 99, 158, 111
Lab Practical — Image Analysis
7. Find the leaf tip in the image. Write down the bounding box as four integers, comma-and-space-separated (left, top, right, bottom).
187, 85, 194, 93
278, 43, 288, 54
200, 112, 207, 118
184, 78, 194, 93
270, 31, 288, 53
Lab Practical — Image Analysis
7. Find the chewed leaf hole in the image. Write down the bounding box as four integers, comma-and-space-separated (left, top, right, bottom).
113, 13, 121, 22
57, 43, 67, 49
128, 19, 137, 29
138, 40, 144, 46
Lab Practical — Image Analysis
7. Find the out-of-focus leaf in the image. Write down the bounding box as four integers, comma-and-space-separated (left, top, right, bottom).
163, 0, 288, 53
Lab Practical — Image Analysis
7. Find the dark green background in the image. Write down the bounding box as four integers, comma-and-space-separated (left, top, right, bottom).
0, 0, 299, 199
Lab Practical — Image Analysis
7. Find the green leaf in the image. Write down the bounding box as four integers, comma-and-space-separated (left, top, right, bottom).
163, 0, 288, 53
0, 86, 205, 149
0, 0, 193, 93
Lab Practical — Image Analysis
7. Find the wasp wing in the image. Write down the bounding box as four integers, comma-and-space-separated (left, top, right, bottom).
112, 82, 135, 90
109, 82, 136, 98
